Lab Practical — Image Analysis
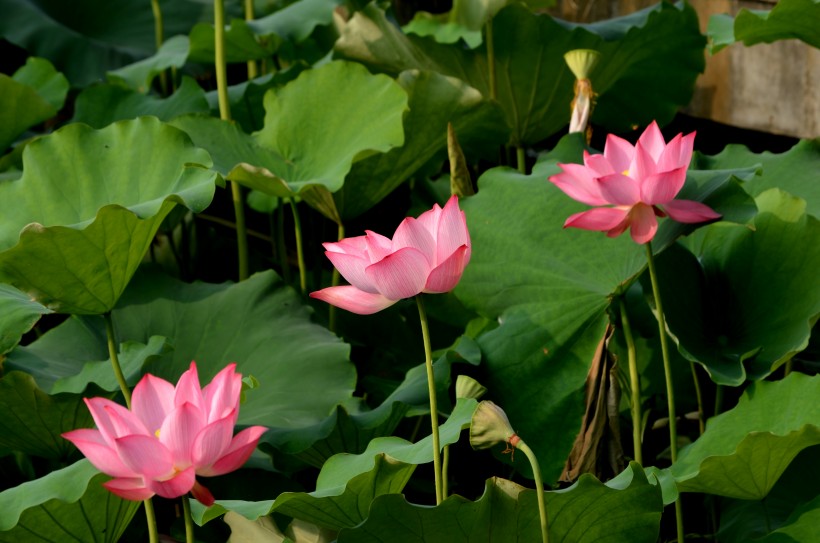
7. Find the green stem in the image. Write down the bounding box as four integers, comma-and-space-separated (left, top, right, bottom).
244, 0, 258, 79
104, 312, 157, 543
104, 312, 131, 408
288, 198, 307, 295
690, 360, 705, 435
215, 0, 249, 281
442, 445, 450, 498
150, 0, 167, 95
182, 495, 195, 543
516, 146, 526, 174
619, 298, 642, 465
329, 223, 344, 333
485, 21, 497, 101
645, 242, 684, 543
416, 296, 444, 504
515, 439, 550, 543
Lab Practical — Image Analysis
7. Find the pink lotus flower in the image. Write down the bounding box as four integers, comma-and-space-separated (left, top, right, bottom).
549, 121, 720, 244
310, 195, 471, 314
63, 362, 266, 506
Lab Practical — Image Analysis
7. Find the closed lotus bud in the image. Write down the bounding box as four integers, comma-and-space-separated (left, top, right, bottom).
470, 400, 516, 450
564, 49, 601, 139
456, 375, 487, 400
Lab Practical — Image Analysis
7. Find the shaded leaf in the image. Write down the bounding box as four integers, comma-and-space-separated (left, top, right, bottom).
249, 0, 343, 42
336, 3, 704, 144
708, 0, 820, 53
655, 190, 820, 385
0, 117, 220, 314
107, 35, 191, 92
188, 19, 281, 64
0, 462, 139, 541
671, 372, 820, 499
73, 76, 210, 128
0, 58, 67, 150
0, 283, 52, 356
337, 463, 661, 542
0, 0, 208, 86
0, 372, 97, 459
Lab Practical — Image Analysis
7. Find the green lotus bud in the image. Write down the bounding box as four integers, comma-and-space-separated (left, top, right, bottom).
470, 400, 517, 450
456, 375, 487, 400
564, 49, 601, 81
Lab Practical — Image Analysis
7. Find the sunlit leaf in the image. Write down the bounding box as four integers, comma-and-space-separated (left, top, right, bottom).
670, 372, 820, 499
708, 0, 820, 53
0, 117, 220, 314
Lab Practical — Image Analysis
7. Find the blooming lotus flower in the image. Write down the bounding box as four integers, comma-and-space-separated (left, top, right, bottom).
63, 362, 266, 505
310, 195, 471, 314
549, 121, 720, 244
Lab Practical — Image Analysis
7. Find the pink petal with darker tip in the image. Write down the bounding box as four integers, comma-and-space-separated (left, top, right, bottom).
392, 217, 436, 265
628, 204, 658, 244
199, 426, 267, 477
364, 230, 393, 262
63, 429, 136, 478
132, 373, 175, 435
325, 250, 379, 294
640, 166, 687, 205
584, 151, 616, 177
597, 173, 641, 206
148, 466, 196, 499
103, 477, 154, 501
191, 415, 234, 468
434, 196, 470, 266
564, 207, 629, 232
637, 121, 666, 162
202, 364, 241, 423
549, 163, 609, 206
174, 362, 205, 412
86, 397, 148, 444
663, 200, 721, 223
602, 134, 634, 174
159, 402, 206, 467
364, 247, 430, 300
424, 245, 470, 293
115, 434, 174, 479
310, 286, 397, 315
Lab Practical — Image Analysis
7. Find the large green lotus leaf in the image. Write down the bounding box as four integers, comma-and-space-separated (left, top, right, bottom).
336, 2, 704, 144
757, 494, 820, 542
669, 372, 820, 499
654, 190, 820, 385
0, 283, 52, 356
0, 372, 97, 459
0, 57, 68, 150
693, 139, 820, 219
249, 0, 342, 42
332, 69, 507, 220
0, 0, 208, 86
107, 35, 191, 92
0, 460, 140, 541
265, 337, 474, 467
6, 269, 356, 430
717, 446, 820, 543
193, 453, 415, 530
0, 117, 220, 314
336, 463, 661, 542
708, 0, 820, 53
188, 19, 282, 64
73, 76, 210, 129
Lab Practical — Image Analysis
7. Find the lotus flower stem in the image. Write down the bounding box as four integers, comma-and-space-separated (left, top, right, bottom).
103, 312, 158, 543
150, 0, 167, 94
182, 495, 195, 543
289, 198, 307, 295
618, 298, 642, 465
215, 0, 249, 281
644, 241, 684, 543
516, 146, 526, 174
515, 438, 550, 543
328, 224, 344, 333
485, 21, 497, 101
690, 359, 705, 435
244, 0, 258, 79
442, 445, 450, 497
416, 295, 444, 504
